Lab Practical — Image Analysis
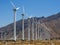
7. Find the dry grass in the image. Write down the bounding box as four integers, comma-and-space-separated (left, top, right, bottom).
0, 40, 60, 45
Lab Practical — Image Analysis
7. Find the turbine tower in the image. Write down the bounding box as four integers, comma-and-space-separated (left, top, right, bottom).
37, 21, 40, 40
28, 18, 30, 40
35, 19, 37, 40
11, 1, 20, 41
32, 17, 34, 40
0, 32, 3, 40
21, 6, 25, 40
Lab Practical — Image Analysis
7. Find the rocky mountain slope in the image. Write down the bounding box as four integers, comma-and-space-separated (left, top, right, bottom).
0, 12, 60, 40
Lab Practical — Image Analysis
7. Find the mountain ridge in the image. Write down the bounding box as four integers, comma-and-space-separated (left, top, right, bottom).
0, 12, 60, 40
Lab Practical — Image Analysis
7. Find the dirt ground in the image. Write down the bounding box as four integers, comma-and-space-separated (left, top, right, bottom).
0, 40, 60, 45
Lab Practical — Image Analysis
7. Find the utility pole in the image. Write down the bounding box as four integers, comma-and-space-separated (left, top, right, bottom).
28, 18, 30, 40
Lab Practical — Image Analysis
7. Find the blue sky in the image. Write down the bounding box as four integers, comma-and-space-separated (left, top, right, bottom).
0, 0, 60, 27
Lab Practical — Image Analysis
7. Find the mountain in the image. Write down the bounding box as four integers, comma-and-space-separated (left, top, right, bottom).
0, 12, 60, 40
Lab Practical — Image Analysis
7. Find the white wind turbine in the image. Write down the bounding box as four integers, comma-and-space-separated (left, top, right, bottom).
11, 1, 20, 41
35, 19, 38, 40
28, 16, 32, 41
21, 6, 25, 40
32, 17, 34, 40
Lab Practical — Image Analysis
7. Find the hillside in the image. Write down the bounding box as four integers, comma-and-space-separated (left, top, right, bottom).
0, 12, 60, 40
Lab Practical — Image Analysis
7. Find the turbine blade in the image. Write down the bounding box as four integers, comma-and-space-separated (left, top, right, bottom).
10, 1, 16, 8
16, 7, 20, 10
29, 15, 32, 18
23, 6, 25, 15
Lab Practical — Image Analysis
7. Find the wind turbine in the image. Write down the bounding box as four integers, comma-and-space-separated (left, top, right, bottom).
28, 16, 32, 41
32, 17, 34, 40
21, 6, 25, 40
11, 1, 20, 41
37, 21, 40, 40
35, 19, 38, 40
0, 32, 3, 40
